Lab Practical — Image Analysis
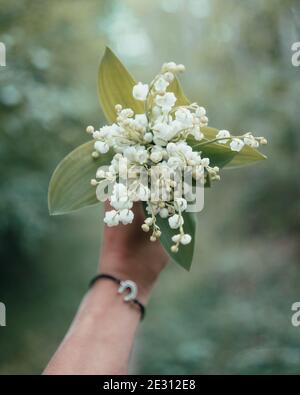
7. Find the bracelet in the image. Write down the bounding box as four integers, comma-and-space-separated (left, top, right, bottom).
89, 274, 145, 320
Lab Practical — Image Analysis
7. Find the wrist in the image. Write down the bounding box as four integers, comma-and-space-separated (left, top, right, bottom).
99, 253, 160, 305
88, 279, 144, 320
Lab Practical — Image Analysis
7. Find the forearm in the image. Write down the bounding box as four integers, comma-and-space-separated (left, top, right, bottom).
43, 279, 143, 375
44, 203, 167, 375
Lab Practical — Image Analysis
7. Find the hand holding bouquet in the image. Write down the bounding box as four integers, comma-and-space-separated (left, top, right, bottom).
48, 48, 267, 270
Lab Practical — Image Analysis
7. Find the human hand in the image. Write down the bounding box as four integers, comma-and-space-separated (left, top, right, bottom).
99, 202, 169, 304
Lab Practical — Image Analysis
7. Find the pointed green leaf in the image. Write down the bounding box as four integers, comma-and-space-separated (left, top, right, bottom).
142, 203, 196, 271
48, 141, 113, 215
156, 212, 196, 271
223, 145, 267, 169
98, 47, 144, 123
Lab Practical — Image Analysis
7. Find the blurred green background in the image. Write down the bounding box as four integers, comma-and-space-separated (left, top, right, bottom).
0, 0, 300, 374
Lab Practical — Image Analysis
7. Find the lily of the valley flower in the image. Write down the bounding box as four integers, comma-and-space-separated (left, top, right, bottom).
132, 82, 149, 101
216, 129, 231, 143
230, 138, 245, 152
155, 92, 177, 113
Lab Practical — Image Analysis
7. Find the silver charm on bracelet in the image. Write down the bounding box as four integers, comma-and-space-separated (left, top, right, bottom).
118, 280, 138, 302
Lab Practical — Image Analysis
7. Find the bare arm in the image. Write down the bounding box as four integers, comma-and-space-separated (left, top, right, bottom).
43, 203, 168, 375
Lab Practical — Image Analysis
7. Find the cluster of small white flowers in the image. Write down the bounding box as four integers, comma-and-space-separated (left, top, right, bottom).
215, 130, 267, 152
86, 61, 267, 252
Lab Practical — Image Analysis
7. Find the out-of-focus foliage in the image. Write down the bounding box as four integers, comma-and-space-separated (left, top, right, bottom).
0, 0, 300, 374
0, 0, 106, 372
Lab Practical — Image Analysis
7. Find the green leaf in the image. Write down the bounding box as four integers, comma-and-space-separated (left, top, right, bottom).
189, 126, 267, 169
224, 146, 267, 169
142, 203, 196, 271
48, 141, 113, 215
98, 47, 144, 123
98, 47, 191, 124
157, 212, 196, 271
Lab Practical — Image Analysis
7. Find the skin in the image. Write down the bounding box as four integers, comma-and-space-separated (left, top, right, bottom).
43, 202, 168, 375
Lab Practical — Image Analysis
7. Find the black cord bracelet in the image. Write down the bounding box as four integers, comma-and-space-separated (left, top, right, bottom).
89, 274, 145, 320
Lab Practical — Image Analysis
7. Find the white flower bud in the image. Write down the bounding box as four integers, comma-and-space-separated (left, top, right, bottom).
171, 234, 181, 243
152, 105, 161, 119
159, 208, 169, 218
244, 135, 259, 148
171, 245, 179, 253
93, 131, 101, 139
154, 76, 169, 93
177, 64, 185, 72
86, 125, 94, 134
150, 235, 157, 242
155, 92, 177, 113
90, 179, 98, 186
92, 151, 99, 158
150, 151, 163, 163
200, 115, 208, 124
155, 230, 162, 238
174, 198, 187, 211
166, 142, 177, 153
201, 158, 210, 167
163, 72, 174, 82
119, 209, 134, 225
180, 234, 192, 245
161, 61, 177, 73
142, 224, 150, 232
168, 214, 184, 229
132, 82, 149, 101
104, 210, 120, 227
145, 217, 153, 226
144, 132, 153, 143
96, 168, 106, 178
230, 138, 245, 152
94, 141, 109, 154
195, 106, 206, 117
216, 130, 230, 144
120, 108, 134, 118
194, 127, 204, 141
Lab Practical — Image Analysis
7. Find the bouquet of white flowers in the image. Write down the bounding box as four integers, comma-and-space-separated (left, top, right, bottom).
48, 48, 267, 270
